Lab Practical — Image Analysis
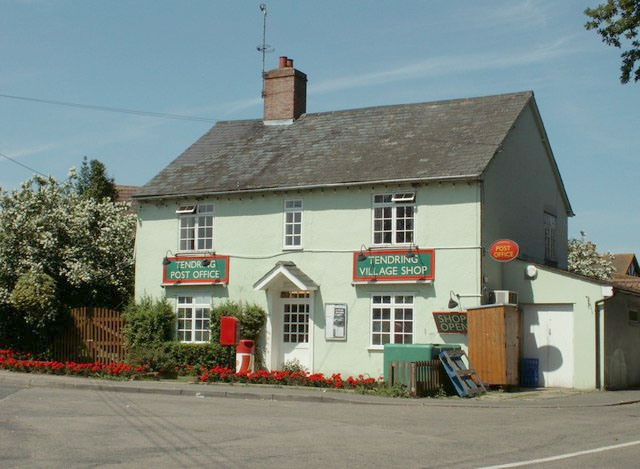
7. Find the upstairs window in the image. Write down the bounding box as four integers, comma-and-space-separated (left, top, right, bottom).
178, 204, 214, 251
373, 193, 415, 245
283, 199, 303, 249
544, 211, 557, 265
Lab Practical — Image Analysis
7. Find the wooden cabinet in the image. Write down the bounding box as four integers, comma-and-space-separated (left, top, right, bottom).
467, 305, 520, 386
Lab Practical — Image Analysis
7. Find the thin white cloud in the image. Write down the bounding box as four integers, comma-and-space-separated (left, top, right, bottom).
455, 0, 552, 31
310, 37, 577, 95
5, 141, 61, 159
217, 97, 262, 116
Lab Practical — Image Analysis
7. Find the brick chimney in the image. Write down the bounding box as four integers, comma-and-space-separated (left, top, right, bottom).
263, 56, 307, 124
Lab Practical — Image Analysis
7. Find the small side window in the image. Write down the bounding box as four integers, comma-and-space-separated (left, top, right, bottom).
283, 199, 303, 249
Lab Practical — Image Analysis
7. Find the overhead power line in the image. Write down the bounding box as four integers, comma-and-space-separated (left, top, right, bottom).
0, 93, 217, 123
0, 151, 48, 178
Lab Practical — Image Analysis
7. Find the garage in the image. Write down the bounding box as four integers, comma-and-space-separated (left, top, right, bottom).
521, 304, 574, 388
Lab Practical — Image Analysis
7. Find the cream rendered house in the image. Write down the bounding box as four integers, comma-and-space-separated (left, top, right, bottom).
133, 57, 640, 389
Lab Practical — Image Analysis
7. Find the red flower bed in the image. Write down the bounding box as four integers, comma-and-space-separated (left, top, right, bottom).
0, 349, 147, 379
198, 366, 382, 391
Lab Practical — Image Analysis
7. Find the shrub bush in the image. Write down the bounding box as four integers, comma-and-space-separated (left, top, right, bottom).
210, 300, 266, 369
10, 271, 59, 330
210, 300, 266, 345
122, 295, 175, 349
163, 342, 228, 373
125, 345, 178, 378
126, 342, 228, 376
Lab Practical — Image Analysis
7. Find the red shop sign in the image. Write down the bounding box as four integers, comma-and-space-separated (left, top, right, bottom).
489, 239, 519, 262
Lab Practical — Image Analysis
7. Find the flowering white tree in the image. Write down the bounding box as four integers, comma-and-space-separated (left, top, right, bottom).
0, 171, 136, 315
568, 231, 614, 281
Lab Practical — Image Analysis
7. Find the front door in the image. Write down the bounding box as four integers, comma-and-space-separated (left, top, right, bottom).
279, 291, 311, 371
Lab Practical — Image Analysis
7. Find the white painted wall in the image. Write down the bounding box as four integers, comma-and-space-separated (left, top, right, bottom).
503, 260, 605, 389
482, 102, 571, 294
135, 182, 482, 378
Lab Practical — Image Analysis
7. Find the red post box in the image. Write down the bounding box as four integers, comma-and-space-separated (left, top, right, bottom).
235, 339, 255, 373
219, 316, 240, 346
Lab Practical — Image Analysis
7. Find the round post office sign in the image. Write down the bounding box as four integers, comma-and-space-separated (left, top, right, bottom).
489, 239, 519, 262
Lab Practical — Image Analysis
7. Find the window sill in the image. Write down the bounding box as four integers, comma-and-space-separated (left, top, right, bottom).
370, 244, 414, 249
175, 251, 215, 256
367, 346, 384, 352
282, 247, 303, 251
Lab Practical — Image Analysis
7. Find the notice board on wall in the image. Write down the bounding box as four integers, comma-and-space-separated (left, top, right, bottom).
325, 303, 347, 340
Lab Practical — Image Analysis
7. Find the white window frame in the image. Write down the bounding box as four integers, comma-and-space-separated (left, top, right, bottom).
283, 199, 303, 250
372, 192, 416, 246
178, 203, 214, 252
176, 296, 212, 343
544, 211, 557, 264
369, 293, 415, 348
281, 291, 310, 343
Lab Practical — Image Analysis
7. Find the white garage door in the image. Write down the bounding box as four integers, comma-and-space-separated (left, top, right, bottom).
522, 304, 574, 388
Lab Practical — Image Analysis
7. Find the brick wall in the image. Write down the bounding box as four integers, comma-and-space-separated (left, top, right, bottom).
263, 66, 307, 121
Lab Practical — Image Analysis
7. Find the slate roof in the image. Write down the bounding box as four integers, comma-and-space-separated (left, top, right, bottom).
134, 91, 538, 200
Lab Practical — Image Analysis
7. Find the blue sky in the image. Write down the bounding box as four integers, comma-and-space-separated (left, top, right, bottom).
1, 1, 638, 256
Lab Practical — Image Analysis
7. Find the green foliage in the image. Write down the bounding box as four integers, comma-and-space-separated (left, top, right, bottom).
363, 383, 410, 398
0, 172, 135, 315
162, 342, 227, 371
282, 358, 307, 373
568, 231, 614, 280
210, 300, 266, 345
239, 303, 267, 344
9, 270, 59, 330
209, 300, 239, 344
585, 0, 640, 83
122, 295, 175, 349
125, 346, 178, 378
76, 156, 118, 202
126, 342, 227, 376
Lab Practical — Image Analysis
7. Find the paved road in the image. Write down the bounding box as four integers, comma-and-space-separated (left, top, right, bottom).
1, 382, 639, 468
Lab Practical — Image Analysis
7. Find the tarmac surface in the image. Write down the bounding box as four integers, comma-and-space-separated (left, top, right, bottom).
2, 369, 639, 408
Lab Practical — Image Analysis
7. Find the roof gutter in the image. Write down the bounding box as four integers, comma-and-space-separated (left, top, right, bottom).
132, 174, 482, 201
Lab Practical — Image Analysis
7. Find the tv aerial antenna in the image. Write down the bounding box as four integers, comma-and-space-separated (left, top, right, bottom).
257, 3, 274, 98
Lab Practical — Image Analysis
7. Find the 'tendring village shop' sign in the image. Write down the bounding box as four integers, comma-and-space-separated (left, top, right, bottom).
162, 256, 230, 285
489, 239, 519, 262
353, 249, 435, 282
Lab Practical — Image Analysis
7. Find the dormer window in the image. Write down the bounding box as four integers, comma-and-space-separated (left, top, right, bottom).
372, 192, 415, 245
178, 204, 214, 251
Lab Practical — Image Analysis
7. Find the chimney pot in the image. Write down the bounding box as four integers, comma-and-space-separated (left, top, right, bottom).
279, 56, 288, 68
286, 58, 293, 68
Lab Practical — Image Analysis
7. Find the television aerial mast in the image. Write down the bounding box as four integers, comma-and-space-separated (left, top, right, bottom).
257, 3, 274, 98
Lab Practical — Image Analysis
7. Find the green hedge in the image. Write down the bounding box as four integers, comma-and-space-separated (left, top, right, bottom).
122, 295, 175, 348
123, 297, 265, 375
126, 342, 228, 375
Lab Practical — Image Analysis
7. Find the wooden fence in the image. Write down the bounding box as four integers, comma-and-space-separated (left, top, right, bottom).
52, 307, 125, 363
387, 359, 448, 397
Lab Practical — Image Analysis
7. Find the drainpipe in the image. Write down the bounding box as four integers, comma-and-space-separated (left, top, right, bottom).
594, 296, 607, 390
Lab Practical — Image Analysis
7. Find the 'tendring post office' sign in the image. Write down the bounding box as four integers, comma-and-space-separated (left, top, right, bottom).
353, 249, 435, 282
162, 256, 230, 285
